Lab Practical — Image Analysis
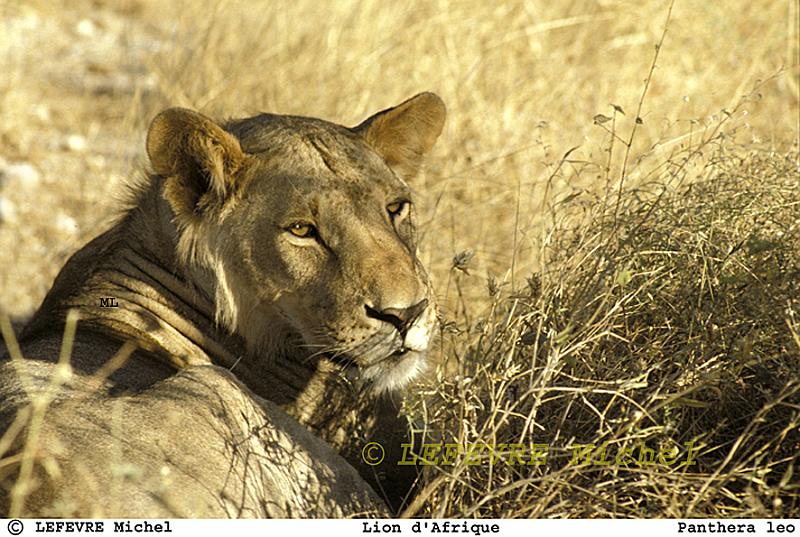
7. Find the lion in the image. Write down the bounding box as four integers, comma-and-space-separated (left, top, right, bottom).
0, 92, 446, 517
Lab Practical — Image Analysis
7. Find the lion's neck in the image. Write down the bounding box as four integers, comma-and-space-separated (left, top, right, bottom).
34, 179, 240, 372
97, 245, 246, 369
79, 231, 362, 429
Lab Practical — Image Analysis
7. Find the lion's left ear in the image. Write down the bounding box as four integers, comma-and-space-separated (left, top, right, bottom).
146, 107, 245, 225
354, 92, 446, 181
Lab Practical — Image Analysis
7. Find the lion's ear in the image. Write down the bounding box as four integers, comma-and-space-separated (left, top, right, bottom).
146, 107, 244, 222
354, 92, 446, 181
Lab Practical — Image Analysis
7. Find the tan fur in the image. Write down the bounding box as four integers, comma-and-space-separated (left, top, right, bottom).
0, 93, 446, 517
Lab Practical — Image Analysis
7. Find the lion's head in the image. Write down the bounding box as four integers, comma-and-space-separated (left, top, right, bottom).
145, 93, 445, 392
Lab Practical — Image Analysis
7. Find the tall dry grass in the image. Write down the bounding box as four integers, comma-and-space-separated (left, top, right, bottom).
1, 0, 798, 316
1, 0, 799, 517
404, 138, 799, 517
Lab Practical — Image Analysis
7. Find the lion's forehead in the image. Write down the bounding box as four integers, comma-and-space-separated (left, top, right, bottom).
245, 173, 399, 227
245, 161, 409, 230
228, 114, 412, 217
231, 114, 391, 180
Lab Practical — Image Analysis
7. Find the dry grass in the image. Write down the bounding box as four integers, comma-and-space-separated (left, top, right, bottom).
405, 141, 799, 517
1, 0, 798, 518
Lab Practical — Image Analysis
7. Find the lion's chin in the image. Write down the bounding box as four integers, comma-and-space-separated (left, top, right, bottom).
360, 350, 427, 394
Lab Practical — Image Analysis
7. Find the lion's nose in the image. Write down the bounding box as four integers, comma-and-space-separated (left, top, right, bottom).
365, 298, 428, 337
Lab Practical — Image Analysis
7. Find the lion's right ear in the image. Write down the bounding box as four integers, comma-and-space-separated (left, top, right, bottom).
354, 92, 446, 181
146, 108, 244, 223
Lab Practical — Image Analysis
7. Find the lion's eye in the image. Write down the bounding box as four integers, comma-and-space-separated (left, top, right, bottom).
387, 200, 409, 218
287, 223, 316, 238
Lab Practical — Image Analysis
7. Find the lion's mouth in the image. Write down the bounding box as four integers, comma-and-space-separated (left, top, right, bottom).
323, 345, 412, 369
362, 348, 426, 392
391, 346, 411, 357
323, 351, 358, 370
314, 316, 434, 391
320, 341, 425, 392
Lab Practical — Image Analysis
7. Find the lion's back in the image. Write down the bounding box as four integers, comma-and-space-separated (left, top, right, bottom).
0, 354, 387, 517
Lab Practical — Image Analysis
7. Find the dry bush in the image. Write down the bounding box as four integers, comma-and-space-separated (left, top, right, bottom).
404, 138, 799, 517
